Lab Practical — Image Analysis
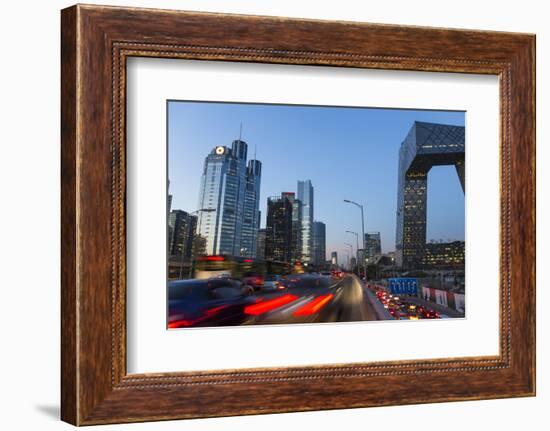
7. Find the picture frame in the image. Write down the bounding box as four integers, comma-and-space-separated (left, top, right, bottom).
61, 4, 535, 425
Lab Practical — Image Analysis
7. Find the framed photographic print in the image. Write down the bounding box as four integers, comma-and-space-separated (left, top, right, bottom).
61, 4, 535, 425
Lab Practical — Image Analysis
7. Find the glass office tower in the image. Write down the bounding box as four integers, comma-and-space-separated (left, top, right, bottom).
313, 221, 326, 266
265, 193, 294, 262
297, 180, 314, 263
168, 209, 197, 261
241, 159, 262, 257
196, 139, 261, 257
364, 232, 382, 263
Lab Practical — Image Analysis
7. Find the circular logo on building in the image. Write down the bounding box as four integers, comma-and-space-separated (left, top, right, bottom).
215, 146, 225, 155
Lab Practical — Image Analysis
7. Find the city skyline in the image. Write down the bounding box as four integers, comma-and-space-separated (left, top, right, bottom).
168, 101, 465, 258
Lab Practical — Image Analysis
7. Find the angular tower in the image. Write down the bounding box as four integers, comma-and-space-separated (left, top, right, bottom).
395, 121, 465, 269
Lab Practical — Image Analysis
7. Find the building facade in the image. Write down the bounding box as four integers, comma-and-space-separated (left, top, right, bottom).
256, 228, 266, 260
241, 160, 262, 257
395, 121, 465, 269
168, 210, 197, 262
285, 193, 303, 262
331, 251, 338, 267
364, 232, 382, 263
297, 180, 314, 263
421, 241, 465, 269
313, 221, 326, 266
265, 193, 294, 262
196, 140, 261, 257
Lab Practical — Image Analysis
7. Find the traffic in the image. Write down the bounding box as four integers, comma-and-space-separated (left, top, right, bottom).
168, 255, 447, 328
366, 285, 443, 320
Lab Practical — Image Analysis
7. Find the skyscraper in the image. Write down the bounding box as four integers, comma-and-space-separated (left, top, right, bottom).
256, 228, 266, 260
364, 232, 382, 263
331, 251, 338, 267
313, 221, 326, 265
196, 139, 261, 256
395, 122, 465, 268
168, 210, 197, 262
297, 180, 314, 263
241, 160, 262, 257
265, 193, 294, 262
285, 192, 303, 262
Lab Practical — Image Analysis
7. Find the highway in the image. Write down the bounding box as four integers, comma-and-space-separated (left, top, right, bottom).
168, 273, 393, 328
245, 274, 388, 325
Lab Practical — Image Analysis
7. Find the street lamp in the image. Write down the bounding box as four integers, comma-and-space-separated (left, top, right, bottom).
180, 207, 216, 279
345, 230, 359, 274
343, 199, 366, 279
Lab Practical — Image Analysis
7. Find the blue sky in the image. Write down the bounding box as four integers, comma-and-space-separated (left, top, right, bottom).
168, 101, 465, 257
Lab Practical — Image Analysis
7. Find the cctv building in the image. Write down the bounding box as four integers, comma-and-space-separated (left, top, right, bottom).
395, 121, 465, 269
196, 140, 262, 257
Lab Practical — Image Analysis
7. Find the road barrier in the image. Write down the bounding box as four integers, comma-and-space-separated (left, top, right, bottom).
421, 286, 465, 312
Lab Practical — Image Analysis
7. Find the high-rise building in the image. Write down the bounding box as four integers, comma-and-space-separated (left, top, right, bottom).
168, 210, 197, 262
167, 180, 173, 243
265, 193, 294, 262
357, 248, 367, 267
283, 192, 303, 262
331, 251, 338, 267
364, 232, 382, 263
241, 160, 262, 257
395, 122, 465, 268
196, 139, 261, 257
297, 180, 314, 263
167, 179, 173, 213
313, 221, 326, 265
256, 228, 266, 260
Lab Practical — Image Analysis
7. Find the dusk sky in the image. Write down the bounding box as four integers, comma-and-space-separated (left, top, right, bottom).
168, 101, 465, 258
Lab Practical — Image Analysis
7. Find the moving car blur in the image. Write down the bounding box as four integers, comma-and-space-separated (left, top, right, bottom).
167, 255, 452, 328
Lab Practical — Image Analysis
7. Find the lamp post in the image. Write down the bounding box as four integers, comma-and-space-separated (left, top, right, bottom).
343, 199, 366, 279
179, 207, 216, 279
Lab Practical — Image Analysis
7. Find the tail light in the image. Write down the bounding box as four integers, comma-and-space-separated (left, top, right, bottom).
293, 294, 334, 317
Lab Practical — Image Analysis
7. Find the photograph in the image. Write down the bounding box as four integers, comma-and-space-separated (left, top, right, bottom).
51, 2, 536, 426
166, 101, 466, 328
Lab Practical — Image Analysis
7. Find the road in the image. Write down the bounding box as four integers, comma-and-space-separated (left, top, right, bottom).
168, 273, 395, 329
168, 274, 455, 328
243, 274, 389, 325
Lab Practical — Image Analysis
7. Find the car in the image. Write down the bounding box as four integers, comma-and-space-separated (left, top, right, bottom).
423, 309, 440, 319
331, 270, 344, 279
168, 278, 256, 328
261, 274, 286, 291
242, 272, 265, 291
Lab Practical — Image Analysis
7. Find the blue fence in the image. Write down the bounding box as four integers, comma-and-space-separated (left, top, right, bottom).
388, 278, 418, 295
